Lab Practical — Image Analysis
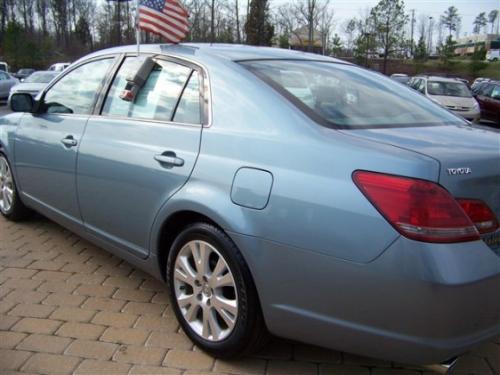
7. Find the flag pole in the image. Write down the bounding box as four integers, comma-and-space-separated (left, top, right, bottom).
136, 0, 141, 56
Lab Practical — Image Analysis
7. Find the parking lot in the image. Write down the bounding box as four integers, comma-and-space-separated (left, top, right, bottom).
0, 215, 499, 374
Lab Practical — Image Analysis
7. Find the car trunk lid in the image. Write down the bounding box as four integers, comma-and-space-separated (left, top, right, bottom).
340, 124, 500, 252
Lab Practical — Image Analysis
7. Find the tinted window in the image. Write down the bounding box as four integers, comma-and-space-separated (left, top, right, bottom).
478, 83, 494, 96
242, 60, 462, 128
426, 81, 471, 97
43, 58, 114, 115
491, 85, 500, 100
173, 71, 201, 124
102, 57, 193, 122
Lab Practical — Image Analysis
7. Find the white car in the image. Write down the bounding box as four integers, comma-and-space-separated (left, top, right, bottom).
48, 62, 71, 72
0, 61, 9, 72
486, 49, 499, 62
409, 76, 480, 123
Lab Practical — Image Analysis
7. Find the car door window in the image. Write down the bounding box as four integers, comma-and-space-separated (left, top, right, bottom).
479, 84, 494, 97
173, 71, 201, 124
491, 86, 500, 100
43, 58, 114, 115
102, 57, 194, 122
0, 72, 7, 81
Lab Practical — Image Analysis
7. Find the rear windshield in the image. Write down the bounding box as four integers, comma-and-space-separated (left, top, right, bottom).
240, 60, 463, 129
427, 81, 471, 98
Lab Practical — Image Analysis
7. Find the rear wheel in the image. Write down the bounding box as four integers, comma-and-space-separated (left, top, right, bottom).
0, 154, 31, 221
167, 222, 267, 358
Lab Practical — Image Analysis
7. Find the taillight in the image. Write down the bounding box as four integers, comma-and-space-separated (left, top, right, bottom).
457, 199, 499, 234
352, 171, 479, 243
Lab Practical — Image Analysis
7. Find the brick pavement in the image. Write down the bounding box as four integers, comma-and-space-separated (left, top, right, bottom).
0, 214, 498, 375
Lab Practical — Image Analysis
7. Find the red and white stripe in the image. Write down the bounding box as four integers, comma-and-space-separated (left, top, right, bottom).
138, 0, 189, 43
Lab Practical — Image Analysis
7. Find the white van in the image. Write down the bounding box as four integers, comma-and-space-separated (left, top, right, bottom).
48, 62, 71, 72
486, 49, 500, 62
0, 62, 9, 72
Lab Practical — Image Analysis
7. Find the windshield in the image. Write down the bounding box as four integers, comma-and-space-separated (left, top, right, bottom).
241, 60, 463, 128
24, 72, 57, 83
426, 81, 471, 98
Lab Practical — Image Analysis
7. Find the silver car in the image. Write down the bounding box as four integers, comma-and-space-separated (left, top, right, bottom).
1, 44, 499, 370
0, 71, 19, 100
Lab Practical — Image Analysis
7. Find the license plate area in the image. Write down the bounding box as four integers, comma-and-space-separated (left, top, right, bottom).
482, 231, 500, 255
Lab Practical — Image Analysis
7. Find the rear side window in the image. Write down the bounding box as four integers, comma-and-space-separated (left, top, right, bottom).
173, 71, 201, 124
102, 57, 201, 123
241, 60, 463, 129
491, 85, 500, 100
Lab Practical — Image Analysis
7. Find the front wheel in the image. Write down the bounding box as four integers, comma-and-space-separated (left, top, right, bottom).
167, 222, 267, 358
0, 154, 31, 221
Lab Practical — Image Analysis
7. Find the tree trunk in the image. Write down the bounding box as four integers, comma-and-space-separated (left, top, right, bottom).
235, 0, 241, 43
211, 0, 215, 43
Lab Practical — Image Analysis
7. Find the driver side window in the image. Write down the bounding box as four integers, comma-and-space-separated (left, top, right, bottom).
43, 58, 114, 115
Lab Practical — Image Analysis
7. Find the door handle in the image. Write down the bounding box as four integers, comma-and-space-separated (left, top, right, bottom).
61, 135, 78, 148
154, 152, 184, 167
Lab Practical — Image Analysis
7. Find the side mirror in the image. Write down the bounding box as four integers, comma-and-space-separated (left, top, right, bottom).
10, 93, 34, 113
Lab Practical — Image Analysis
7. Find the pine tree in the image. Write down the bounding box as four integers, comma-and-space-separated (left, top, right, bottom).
244, 0, 274, 46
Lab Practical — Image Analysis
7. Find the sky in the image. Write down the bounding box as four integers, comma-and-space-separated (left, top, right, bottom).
268, 0, 499, 36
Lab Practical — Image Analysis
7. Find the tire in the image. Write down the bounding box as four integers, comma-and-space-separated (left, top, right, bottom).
167, 222, 268, 358
0, 153, 31, 221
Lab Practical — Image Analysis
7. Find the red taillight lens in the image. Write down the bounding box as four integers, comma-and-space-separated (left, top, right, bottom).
352, 171, 479, 243
457, 199, 499, 234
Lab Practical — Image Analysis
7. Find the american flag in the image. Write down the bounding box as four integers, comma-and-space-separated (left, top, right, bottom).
138, 0, 189, 43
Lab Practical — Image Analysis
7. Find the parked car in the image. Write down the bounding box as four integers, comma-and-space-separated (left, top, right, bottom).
0, 71, 19, 100
471, 77, 491, 93
2, 45, 499, 370
409, 75, 480, 122
0, 61, 9, 72
473, 80, 500, 124
486, 49, 500, 62
8, 71, 59, 103
389, 73, 410, 85
48, 62, 71, 72
13, 68, 35, 81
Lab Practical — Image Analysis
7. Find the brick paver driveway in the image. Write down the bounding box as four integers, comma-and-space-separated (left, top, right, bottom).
0, 215, 498, 375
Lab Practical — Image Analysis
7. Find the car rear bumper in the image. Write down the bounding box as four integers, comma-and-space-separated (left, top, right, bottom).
230, 232, 500, 364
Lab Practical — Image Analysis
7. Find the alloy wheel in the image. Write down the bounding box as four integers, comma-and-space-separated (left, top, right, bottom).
0, 157, 14, 213
173, 240, 238, 342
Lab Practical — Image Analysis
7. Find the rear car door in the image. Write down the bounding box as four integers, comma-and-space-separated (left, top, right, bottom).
14, 57, 116, 228
77, 55, 204, 258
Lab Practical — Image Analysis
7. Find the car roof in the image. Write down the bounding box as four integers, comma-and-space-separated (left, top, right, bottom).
417, 75, 465, 83
79, 43, 349, 66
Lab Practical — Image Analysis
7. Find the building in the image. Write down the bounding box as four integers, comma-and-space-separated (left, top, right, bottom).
454, 34, 500, 56
289, 26, 323, 54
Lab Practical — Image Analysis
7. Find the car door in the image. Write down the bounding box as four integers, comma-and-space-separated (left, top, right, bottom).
476, 83, 495, 120
488, 85, 500, 123
0, 72, 11, 98
14, 57, 116, 229
77, 55, 204, 257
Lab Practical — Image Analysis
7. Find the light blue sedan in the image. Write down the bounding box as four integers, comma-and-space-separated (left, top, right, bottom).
1, 44, 499, 370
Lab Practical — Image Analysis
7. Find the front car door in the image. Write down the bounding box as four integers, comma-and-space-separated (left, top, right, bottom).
77, 55, 205, 257
14, 57, 116, 229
